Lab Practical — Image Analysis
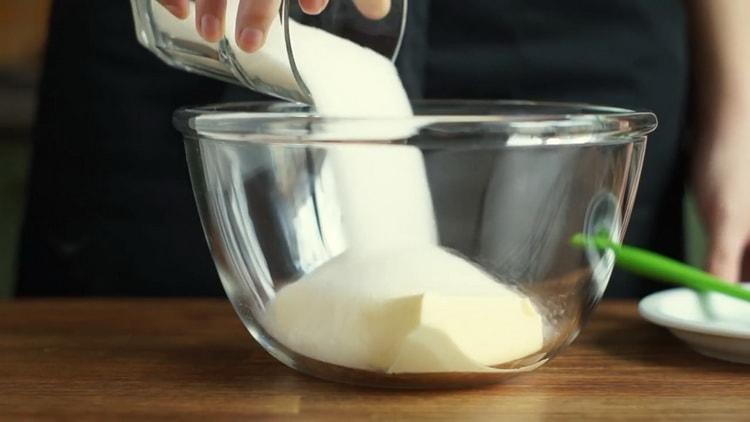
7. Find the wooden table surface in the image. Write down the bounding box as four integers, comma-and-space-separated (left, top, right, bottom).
1, 299, 748, 421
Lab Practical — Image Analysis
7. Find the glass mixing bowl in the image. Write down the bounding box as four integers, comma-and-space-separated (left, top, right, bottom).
175, 101, 656, 388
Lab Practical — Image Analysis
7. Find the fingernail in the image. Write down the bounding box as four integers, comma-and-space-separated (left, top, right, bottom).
164, 5, 187, 19
238, 28, 264, 52
199, 14, 222, 41
304, 0, 327, 14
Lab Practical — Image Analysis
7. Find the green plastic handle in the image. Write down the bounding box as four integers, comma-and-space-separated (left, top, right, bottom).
571, 233, 750, 302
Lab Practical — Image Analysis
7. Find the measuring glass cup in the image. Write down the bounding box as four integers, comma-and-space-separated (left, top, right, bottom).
130, 0, 407, 103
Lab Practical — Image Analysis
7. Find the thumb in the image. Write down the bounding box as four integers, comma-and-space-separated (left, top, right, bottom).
704, 222, 744, 282
353, 0, 391, 19
156, 0, 190, 19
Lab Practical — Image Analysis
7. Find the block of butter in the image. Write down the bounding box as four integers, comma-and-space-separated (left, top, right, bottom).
263, 246, 545, 373
385, 293, 543, 373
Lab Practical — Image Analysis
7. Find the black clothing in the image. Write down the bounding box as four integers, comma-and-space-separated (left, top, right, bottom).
18, 0, 688, 297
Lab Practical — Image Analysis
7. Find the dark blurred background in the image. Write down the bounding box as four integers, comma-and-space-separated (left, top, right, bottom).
0, 1, 51, 298
0, 1, 709, 298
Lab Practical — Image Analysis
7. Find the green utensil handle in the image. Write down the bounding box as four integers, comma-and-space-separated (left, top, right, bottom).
571, 234, 750, 302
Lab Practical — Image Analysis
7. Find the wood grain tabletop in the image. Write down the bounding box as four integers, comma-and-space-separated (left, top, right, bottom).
1, 299, 748, 421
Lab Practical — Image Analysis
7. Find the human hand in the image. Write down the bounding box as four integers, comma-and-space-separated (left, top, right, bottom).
156, 0, 391, 52
692, 105, 750, 283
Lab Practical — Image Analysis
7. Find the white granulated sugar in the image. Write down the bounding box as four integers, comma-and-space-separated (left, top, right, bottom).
152, 0, 544, 373
261, 20, 546, 372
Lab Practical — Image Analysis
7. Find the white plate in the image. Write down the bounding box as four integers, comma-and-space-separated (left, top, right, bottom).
638, 283, 750, 364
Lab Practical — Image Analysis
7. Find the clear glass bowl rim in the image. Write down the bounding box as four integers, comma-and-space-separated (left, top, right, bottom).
174, 100, 658, 146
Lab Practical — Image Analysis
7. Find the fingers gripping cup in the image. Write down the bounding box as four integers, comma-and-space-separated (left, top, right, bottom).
130, 0, 407, 104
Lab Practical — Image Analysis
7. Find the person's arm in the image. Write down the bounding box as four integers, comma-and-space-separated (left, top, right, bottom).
687, 0, 750, 282
157, 0, 391, 52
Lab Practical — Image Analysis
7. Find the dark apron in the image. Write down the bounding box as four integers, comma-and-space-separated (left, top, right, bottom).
17, 0, 688, 297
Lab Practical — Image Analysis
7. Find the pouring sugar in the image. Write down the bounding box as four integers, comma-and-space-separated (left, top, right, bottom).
232, 4, 544, 374
153, 0, 545, 373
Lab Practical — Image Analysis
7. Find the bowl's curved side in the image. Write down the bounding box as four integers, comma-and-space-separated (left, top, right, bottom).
183, 112, 649, 387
